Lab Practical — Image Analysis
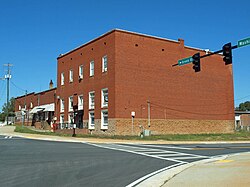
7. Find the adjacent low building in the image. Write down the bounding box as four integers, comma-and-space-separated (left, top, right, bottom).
15, 81, 56, 129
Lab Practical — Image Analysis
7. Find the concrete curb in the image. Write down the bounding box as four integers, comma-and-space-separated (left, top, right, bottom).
135, 155, 229, 187
2, 131, 250, 145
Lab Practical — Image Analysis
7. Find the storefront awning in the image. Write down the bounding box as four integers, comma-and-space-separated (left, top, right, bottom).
29, 103, 54, 114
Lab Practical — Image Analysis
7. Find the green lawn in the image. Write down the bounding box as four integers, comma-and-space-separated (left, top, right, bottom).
14, 125, 250, 141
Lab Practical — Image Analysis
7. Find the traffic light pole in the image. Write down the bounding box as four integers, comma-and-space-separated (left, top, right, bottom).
172, 45, 238, 67
200, 45, 238, 59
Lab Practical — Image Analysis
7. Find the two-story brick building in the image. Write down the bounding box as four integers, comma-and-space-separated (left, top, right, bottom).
56, 29, 235, 135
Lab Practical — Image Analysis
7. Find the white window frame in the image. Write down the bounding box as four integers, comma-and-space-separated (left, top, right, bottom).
90, 61, 94, 76
60, 114, 64, 124
79, 65, 83, 79
89, 111, 95, 129
69, 96, 73, 112
101, 110, 108, 130
69, 69, 73, 83
18, 105, 21, 110
68, 113, 74, 124
61, 72, 65, 85
89, 91, 95, 109
60, 99, 65, 112
78, 95, 83, 110
30, 102, 33, 109
102, 55, 108, 72
101, 88, 108, 108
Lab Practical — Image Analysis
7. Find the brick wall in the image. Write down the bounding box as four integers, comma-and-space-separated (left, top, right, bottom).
114, 30, 234, 121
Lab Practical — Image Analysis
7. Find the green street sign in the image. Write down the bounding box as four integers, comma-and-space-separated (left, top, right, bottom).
238, 37, 250, 48
178, 56, 193, 66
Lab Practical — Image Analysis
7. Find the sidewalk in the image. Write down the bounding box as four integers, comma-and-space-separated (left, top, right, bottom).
163, 152, 250, 187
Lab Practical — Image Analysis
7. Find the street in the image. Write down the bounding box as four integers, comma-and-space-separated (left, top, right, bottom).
0, 135, 250, 187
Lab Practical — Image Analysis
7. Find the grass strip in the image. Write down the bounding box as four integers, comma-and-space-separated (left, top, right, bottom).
14, 125, 250, 141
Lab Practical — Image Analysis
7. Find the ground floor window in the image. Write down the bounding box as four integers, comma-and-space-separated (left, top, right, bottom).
89, 112, 95, 129
101, 110, 108, 129
68, 113, 74, 124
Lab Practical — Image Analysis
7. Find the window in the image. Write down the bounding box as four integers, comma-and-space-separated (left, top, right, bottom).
69, 69, 73, 82
69, 96, 73, 111
102, 55, 107, 72
90, 61, 94, 76
68, 113, 74, 124
79, 65, 83, 79
78, 95, 83, 110
61, 72, 64, 85
18, 105, 21, 110
30, 102, 33, 109
101, 110, 108, 129
60, 99, 65, 112
60, 114, 64, 123
89, 112, 95, 129
89, 91, 95, 109
101, 88, 108, 107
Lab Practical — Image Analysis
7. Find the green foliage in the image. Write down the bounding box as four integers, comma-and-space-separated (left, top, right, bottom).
236, 101, 250, 111
0, 97, 15, 121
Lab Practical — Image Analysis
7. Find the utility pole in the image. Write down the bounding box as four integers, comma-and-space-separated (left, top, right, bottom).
4, 63, 13, 125
24, 90, 27, 126
147, 100, 150, 128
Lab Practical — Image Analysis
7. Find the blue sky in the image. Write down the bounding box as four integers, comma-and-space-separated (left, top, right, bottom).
0, 0, 249, 110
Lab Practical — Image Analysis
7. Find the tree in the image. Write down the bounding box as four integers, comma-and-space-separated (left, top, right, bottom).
0, 97, 15, 122
235, 101, 250, 111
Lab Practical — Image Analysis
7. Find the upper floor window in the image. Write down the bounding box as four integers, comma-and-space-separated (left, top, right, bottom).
78, 95, 83, 110
69, 96, 73, 111
60, 99, 65, 112
69, 69, 73, 83
90, 61, 94, 76
79, 65, 83, 79
89, 91, 95, 109
18, 105, 21, 110
30, 102, 33, 109
102, 55, 107, 72
61, 72, 65, 85
101, 88, 108, 107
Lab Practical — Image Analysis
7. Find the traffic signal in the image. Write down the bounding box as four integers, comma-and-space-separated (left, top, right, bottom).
192, 53, 200, 72
223, 43, 232, 65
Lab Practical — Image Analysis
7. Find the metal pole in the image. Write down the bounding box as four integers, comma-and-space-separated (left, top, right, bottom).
172, 45, 238, 67
147, 100, 150, 127
24, 90, 27, 126
132, 116, 134, 135
4, 63, 13, 125
6, 73, 9, 125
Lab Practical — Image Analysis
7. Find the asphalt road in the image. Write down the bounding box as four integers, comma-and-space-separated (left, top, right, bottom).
1, 135, 250, 187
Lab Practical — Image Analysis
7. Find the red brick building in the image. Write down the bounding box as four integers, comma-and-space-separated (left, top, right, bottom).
15, 82, 56, 127
56, 29, 234, 135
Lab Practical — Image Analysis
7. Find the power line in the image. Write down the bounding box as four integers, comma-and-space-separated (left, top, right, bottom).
10, 80, 26, 92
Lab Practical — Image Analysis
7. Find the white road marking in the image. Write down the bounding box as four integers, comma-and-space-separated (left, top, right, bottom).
132, 144, 192, 150
84, 142, 188, 164
137, 151, 171, 154
125, 163, 184, 187
113, 144, 209, 158
169, 156, 204, 160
